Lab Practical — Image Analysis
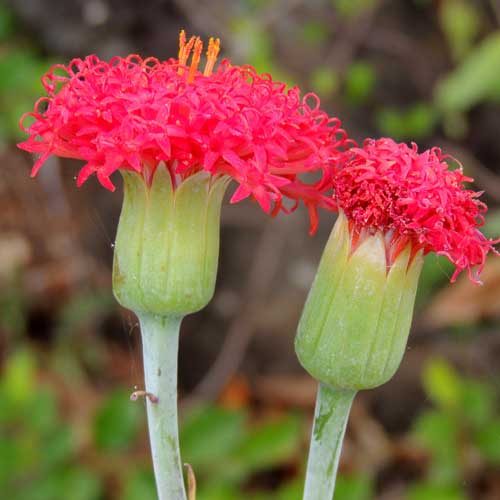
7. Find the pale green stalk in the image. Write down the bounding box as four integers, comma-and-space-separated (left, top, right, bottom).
303, 384, 356, 500
138, 312, 186, 500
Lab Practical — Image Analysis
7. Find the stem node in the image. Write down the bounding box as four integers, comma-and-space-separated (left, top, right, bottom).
130, 389, 159, 403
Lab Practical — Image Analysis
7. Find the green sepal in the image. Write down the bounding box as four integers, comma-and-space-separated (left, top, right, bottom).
113, 164, 229, 316
295, 213, 424, 390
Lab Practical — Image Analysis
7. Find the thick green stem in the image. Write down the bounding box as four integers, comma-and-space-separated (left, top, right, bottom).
138, 313, 186, 500
303, 383, 356, 500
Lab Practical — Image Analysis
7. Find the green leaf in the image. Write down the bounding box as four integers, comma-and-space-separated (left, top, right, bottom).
375, 103, 436, 140
0, 272, 26, 337
93, 389, 143, 452
1, 349, 36, 408
474, 419, 500, 465
435, 32, 500, 112
0, 3, 15, 41
344, 62, 376, 103
310, 67, 340, 96
197, 481, 240, 500
422, 358, 461, 410
122, 468, 157, 500
404, 104, 438, 138
335, 474, 374, 500
302, 22, 330, 47
0, 435, 24, 484
231, 414, 302, 476
460, 379, 495, 428
407, 482, 466, 500
439, 0, 481, 61
276, 478, 303, 500
13, 467, 101, 500
0, 49, 52, 141
412, 411, 460, 484
41, 425, 75, 470
25, 390, 59, 434
332, 0, 375, 18
59, 468, 102, 500
180, 405, 246, 470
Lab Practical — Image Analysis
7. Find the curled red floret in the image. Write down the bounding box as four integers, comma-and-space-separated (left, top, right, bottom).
18, 33, 349, 233
334, 137, 499, 283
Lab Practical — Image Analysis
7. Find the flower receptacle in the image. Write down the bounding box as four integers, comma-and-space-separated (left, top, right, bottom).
112, 164, 229, 316
295, 213, 424, 390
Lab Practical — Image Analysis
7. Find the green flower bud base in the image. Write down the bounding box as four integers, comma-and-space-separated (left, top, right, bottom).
113, 165, 229, 316
295, 212, 424, 391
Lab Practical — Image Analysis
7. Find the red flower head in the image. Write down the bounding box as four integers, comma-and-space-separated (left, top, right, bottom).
334, 138, 499, 283
18, 31, 348, 233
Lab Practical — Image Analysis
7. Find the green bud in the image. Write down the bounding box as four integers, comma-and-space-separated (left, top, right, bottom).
295, 212, 424, 390
112, 164, 229, 316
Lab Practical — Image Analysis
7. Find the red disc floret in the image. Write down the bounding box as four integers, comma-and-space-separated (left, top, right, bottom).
334, 138, 499, 283
18, 45, 348, 233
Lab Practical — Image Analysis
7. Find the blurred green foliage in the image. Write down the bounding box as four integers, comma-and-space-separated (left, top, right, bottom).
439, 0, 480, 61
0, 272, 26, 338
375, 104, 437, 141
408, 358, 500, 499
0, 3, 50, 145
332, 0, 375, 19
0, 349, 102, 500
310, 67, 340, 96
435, 32, 500, 114
344, 62, 376, 104
0, 345, 376, 499
94, 389, 143, 452
8, 347, 499, 499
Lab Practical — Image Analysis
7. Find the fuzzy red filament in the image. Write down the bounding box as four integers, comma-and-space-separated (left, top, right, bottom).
334, 138, 499, 283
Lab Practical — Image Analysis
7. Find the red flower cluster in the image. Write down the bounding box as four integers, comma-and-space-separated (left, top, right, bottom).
18, 32, 348, 233
334, 138, 499, 283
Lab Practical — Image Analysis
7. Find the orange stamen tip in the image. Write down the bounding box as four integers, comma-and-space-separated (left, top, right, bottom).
208, 38, 221, 57
194, 37, 203, 56
178, 30, 186, 60
187, 37, 203, 82
178, 32, 222, 79
204, 37, 221, 77
178, 33, 196, 74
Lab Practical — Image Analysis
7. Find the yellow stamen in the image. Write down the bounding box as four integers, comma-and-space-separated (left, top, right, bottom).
178, 31, 221, 80
178, 31, 196, 75
178, 29, 186, 60
187, 37, 203, 83
204, 37, 221, 76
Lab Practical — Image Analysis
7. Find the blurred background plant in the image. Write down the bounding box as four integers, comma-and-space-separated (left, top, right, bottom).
1, 0, 500, 498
